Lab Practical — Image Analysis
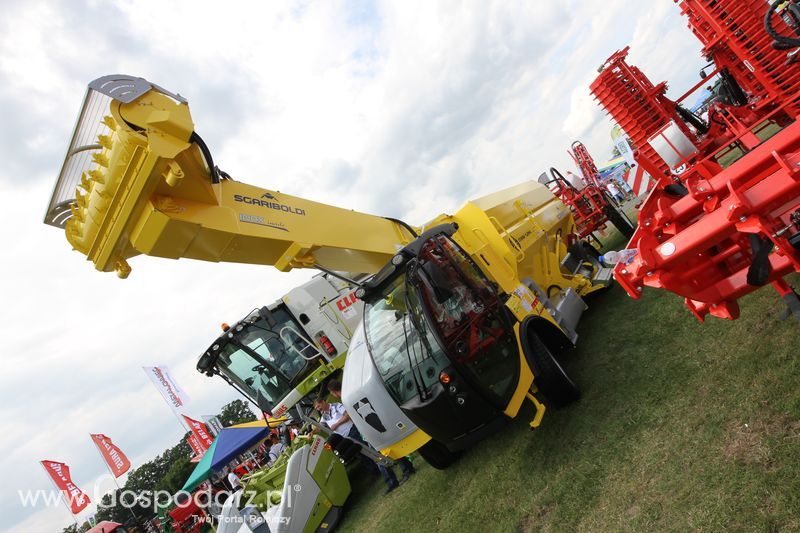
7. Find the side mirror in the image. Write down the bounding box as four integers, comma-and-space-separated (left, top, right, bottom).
197, 352, 215, 375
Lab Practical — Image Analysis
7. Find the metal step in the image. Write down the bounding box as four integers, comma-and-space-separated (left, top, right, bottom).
592, 266, 614, 286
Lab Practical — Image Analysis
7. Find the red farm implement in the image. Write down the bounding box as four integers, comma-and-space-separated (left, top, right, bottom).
589, 0, 800, 323
543, 141, 636, 244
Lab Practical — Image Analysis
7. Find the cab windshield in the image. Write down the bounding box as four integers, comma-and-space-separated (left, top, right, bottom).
364, 275, 450, 405
364, 234, 518, 408
213, 307, 312, 410
415, 236, 517, 405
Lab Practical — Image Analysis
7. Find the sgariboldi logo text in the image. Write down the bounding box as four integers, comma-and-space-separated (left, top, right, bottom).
234, 192, 306, 215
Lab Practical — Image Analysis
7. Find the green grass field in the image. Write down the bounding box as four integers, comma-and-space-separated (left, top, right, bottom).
338, 219, 800, 532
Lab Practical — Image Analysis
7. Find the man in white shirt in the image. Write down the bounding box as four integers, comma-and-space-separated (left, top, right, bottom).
314, 396, 402, 494
606, 181, 624, 202
267, 433, 286, 465
227, 470, 243, 491
326, 379, 415, 486
314, 399, 354, 437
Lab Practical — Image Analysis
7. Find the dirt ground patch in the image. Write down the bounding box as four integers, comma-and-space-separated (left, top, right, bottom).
518, 505, 553, 533
723, 413, 800, 468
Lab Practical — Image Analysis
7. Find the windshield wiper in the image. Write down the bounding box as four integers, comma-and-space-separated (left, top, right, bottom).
401, 265, 433, 401
400, 312, 428, 401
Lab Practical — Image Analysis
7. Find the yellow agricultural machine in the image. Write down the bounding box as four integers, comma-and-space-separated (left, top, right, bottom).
45, 75, 613, 465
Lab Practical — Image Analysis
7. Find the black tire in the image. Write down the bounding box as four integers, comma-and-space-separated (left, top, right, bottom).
418, 439, 460, 470
339, 443, 361, 464
326, 433, 344, 448
522, 328, 581, 408
603, 195, 636, 239
333, 437, 360, 464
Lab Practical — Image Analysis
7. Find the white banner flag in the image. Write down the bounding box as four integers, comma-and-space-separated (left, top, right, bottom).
202, 415, 224, 436
143, 365, 190, 414
611, 125, 637, 168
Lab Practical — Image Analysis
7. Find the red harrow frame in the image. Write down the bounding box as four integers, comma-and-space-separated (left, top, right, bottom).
544, 141, 635, 244
589, 0, 800, 322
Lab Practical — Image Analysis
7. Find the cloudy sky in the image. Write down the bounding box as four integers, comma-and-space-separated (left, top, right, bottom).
0, 0, 706, 530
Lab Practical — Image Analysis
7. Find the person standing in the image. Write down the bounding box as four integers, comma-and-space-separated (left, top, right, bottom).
227, 469, 243, 491
266, 433, 286, 465
313, 393, 410, 494
326, 380, 416, 485
605, 180, 624, 203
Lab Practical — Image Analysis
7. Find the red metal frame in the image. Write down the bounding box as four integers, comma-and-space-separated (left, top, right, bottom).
678, 0, 800, 117
617, 121, 800, 320
546, 141, 619, 240
590, 0, 800, 322
590, 47, 688, 178
548, 177, 610, 239
569, 141, 603, 188
169, 496, 206, 533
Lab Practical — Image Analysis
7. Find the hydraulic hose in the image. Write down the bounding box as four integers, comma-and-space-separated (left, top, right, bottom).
189, 131, 222, 184
676, 104, 709, 135
765, 1, 800, 49
549, 167, 578, 192
383, 216, 419, 239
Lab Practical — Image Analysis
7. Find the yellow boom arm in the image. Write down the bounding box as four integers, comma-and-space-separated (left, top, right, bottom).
45, 75, 604, 304
45, 76, 415, 278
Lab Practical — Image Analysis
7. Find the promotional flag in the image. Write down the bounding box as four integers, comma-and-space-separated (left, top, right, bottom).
202, 415, 224, 436
142, 365, 190, 414
183, 415, 214, 450
187, 434, 206, 458
90, 434, 131, 478
611, 125, 638, 168
40, 460, 91, 514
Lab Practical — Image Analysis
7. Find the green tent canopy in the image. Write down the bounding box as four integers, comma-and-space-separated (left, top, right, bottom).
181, 440, 218, 492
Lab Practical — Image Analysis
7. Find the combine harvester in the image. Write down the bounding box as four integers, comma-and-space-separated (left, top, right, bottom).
542, 140, 636, 249
194, 273, 364, 420
44, 74, 616, 529
590, 0, 800, 323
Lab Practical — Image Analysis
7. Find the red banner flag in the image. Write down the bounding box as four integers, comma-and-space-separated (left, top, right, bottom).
183, 415, 214, 450
40, 460, 91, 514
90, 434, 131, 478
187, 434, 206, 458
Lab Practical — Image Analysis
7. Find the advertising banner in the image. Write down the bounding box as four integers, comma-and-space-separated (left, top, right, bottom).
40, 460, 91, 514
90, 434, 131, 478
142, 365, 190, 414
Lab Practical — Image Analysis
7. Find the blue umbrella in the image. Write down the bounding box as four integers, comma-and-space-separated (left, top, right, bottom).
181, 424, 270, 492
210, 425, 269, 471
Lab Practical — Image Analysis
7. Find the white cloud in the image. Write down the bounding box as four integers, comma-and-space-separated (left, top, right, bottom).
0, 0, 713, 529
